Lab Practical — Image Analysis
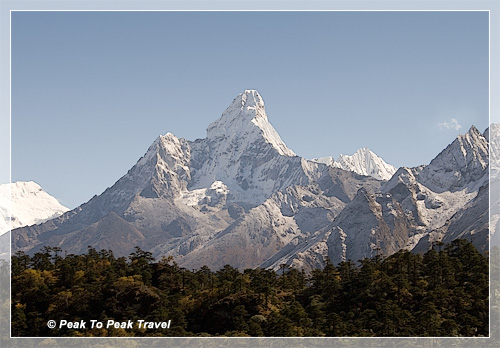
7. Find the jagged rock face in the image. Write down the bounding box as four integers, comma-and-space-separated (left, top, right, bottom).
417, 126, 488, 193
415, 182, 489, 254
263, 188, 414, 270
10, 90, 492, 272
380, 126, 488, 233
331, 189, 413, 265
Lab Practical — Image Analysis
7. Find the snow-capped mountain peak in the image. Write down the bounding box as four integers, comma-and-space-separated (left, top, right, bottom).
235, 89, 266, 116
335, 148, 397, 181
312, 148, 397, 181
417, 125, 489, 192
186, 90, 306, 202
0, 181, 69, 234
206, 90, 295, 157
215, 89, 266, 124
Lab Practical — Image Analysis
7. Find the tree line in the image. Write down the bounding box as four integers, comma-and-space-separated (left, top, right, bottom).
10, 239, 488, 337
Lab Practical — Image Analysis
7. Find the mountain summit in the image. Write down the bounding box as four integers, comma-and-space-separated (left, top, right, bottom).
189, 90, 312, 203
10, 91, 490, 271
206, 89, 295, 156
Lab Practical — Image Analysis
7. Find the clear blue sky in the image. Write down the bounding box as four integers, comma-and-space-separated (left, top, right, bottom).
10, 11, 489, 209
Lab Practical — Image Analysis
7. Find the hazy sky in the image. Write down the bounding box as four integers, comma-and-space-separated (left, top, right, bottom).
11, 11, 489, 209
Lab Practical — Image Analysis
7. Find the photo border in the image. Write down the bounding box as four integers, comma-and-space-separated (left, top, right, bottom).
1, 1, 498, 347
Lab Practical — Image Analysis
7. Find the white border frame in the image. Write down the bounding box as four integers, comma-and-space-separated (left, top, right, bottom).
2, 2, 498, 347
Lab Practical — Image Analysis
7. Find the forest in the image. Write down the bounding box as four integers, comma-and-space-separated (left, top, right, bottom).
10, 239, 489, 337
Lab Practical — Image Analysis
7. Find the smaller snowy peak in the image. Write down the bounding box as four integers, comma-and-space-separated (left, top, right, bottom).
463, 125, 488, 154
140, 132, 192, 198
128, 132, 191, 196
422, 125, 488, 191
0, 181, 69, 234
337, 148, 397, 181
463, 125, 488, 155
383, 125, 488, 196
312, 148, 397, 181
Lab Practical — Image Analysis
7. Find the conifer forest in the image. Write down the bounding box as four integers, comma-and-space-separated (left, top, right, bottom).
8, 239, 489, 337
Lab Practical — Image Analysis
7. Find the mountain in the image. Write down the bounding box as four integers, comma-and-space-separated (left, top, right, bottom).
188, 90, 320, 205
313, 148, 397, 181
11, 90, 333, 261
11, 90, 491, 272
0, 181, 69, 235
268, 125, 489, 270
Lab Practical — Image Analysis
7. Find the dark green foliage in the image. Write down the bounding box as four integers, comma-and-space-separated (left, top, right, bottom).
10, 239, 488, 337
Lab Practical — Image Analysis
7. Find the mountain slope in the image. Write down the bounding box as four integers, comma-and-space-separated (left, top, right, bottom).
262, 188, 420, 270
178, 169, 381, 270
